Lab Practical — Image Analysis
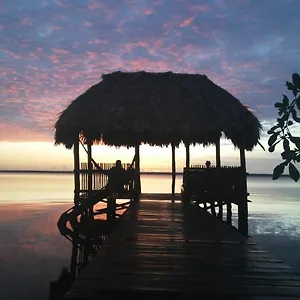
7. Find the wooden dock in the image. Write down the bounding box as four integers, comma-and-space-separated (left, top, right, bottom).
65, 200, 300, 299
139, 193, 181, 200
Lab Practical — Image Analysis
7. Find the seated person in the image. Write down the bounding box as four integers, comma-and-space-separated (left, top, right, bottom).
98, 160, 131, 196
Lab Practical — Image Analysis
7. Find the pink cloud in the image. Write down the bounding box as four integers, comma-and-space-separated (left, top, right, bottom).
52, 48, 69, 55
0, 122, 52, 142
20, 17, 33, 26
88, 39, 103, 45
84, 21, 92, 27
144, 8, 154, 15
190, 4, 211, 12
180, 16, 195, 27
86, 51, 99, 60
88, 1, 102, 10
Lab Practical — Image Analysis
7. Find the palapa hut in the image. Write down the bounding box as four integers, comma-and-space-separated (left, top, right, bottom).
54, 71, 261, 234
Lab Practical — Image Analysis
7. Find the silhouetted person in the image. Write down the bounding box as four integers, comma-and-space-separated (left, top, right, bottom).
107, 160, 128, 195
205, 160, 211, 168
97, 160, 129, 196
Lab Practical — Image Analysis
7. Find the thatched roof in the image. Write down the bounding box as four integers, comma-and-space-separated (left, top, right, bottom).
54, 71, 261, 150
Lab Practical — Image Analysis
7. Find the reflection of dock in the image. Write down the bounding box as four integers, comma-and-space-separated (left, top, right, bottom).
64, 200, 300, 299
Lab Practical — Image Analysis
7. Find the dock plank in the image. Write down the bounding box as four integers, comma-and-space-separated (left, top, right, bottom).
65, 201, 300, 299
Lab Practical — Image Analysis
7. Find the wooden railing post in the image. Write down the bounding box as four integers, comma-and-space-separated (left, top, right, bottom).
73, 139, 80, 205
238, 147, 248, 236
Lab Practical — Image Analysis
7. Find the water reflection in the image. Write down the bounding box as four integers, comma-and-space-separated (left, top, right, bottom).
49, 235, 104, 300
1, 174, 300, 299
50, 199, 130, 299
0, 203, 71, 300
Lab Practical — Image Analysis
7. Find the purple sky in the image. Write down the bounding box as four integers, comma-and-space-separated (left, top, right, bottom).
0, 0, 299, 144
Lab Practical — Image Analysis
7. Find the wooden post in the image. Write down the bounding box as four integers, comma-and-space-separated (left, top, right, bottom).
70, 240, 78, 280
171, 144, 176, 196
238, 146, 248, 236
87, 142, 93, 217
183, 142, 190, 204
185, 143, 190, 170
73, 139, 80, 205
135, 145, 141, 195
107, 196, 116, 221
87, 143, 93, 196
216, 138, 223, 220
215, 138, 221, 168
227, 202, 232, 225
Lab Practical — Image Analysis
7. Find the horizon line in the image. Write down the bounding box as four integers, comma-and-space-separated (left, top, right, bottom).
0, 169, 279, 176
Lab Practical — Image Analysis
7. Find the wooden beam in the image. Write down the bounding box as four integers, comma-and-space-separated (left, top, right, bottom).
238, 146, 248, 236
135, 145, 141, 194
171, 144, 176, 195
73, 139, 80, 205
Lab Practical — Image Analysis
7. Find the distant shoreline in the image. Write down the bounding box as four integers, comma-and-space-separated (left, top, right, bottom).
0, 169, 286, 177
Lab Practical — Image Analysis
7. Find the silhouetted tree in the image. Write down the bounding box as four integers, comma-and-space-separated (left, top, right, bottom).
268, 73, 300, 181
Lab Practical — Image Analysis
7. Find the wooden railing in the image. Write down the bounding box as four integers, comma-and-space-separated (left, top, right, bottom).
182, 166, 248, 235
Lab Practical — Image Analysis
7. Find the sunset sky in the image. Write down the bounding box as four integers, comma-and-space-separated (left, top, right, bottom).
1, 0, 299, 173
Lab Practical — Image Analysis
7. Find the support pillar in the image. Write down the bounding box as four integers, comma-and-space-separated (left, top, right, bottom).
87, 142, 93, 217
87, 143, 93, 196
238, 146, 248, 236
171, 144, 176, 196
135, 145, 141, 195
215, 138, 223, 220
215, 138, 221, 168
73, 139, 80, 205
185, 143, 190, 170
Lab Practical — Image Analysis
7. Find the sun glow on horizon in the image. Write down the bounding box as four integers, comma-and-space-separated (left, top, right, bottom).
0, 137, 283, 174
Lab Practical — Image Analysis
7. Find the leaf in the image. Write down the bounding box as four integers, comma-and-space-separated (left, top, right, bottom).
292, 73, 300, 89
290, 136, 300, 148
268, 133, 278, 146
268, 145, 275, 152
296, 96, 300, 111
278, 109, 284, 116
281, 112, 289, 121
273, 163, 285, 180
291, 108, 300, 122
274, 102, 283, 108
286, 81, 295, 90
277, 117, 285, 128
267, 125, 279, 134
289, 162, 300, 182
293, 89, 299, 97
282, 95, 289, 106
283, 139, 290, 151
281, 151, 289, 159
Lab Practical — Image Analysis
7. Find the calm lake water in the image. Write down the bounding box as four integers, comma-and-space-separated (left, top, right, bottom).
0, 173, 300, 299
